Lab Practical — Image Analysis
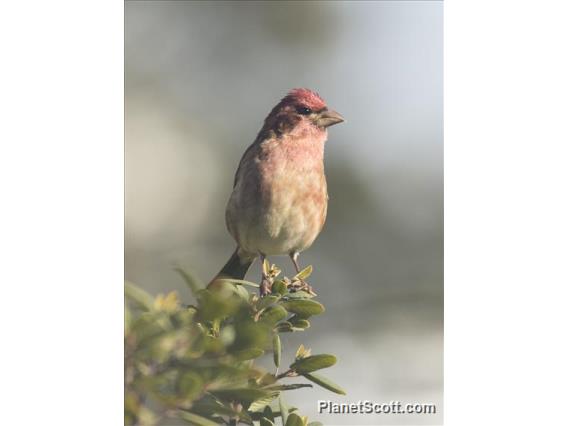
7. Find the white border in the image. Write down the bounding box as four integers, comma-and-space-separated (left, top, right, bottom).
1, 1, 568, 424
0, 1, 123, 424
446, 1, 568, 424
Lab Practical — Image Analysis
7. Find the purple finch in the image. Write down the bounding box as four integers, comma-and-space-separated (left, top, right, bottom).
210, 88, 344, 296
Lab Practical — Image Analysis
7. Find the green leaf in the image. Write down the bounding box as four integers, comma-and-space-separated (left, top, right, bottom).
272, 280, 288, 295
280, 300, 324, 317
303, 372, 346, 395
285, 413, 304, 426
260, 418, 276, 426
257, 294, 281, 311
124, 281, 154, 311
257, 373, 277, 387
233, 283, 251, 301
197, 289, 238, 321
273, 334, 281, 367
232, 348, 265, 361
178, 411, 218, 426
279, 394, 289, 426
177, 371, 203, 400
293, 265, 313, 281
129, 312, 165, 345
248, 391, 279, 412
174, 267, 203, 296
283, 291, 314, 299
189, 394, 240, 417
274, 321, 293, 333
217, 278, 260, 288
230, 320, 271, 353
289, 317, 310, 329
251, 411, 286, 421
291, 354, 336, 374
260, 305, 288, 325
265, 384, 313, 391
212, 388, 277, 407
264, 406, 275, 423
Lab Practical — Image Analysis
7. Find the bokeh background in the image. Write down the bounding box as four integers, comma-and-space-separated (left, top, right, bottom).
125, 1, 442, 425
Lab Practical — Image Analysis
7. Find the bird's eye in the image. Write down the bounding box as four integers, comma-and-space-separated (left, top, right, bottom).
297, 106, 312, 115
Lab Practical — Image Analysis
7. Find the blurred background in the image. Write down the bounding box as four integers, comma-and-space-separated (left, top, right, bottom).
125, 1, 442, 425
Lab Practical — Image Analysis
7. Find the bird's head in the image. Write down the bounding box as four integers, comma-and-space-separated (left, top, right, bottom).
261, 88, 344, 137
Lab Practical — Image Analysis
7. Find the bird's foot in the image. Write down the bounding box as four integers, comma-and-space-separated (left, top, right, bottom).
260, 276, 272, 297
289, 279, 317, 296
304, 283, 317, 296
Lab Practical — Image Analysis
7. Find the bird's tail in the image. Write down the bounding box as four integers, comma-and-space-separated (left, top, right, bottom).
208, 248, 255, 289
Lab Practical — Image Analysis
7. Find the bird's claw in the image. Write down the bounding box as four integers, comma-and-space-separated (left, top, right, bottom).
260, 276, 272, 297
289, 279, 317, 296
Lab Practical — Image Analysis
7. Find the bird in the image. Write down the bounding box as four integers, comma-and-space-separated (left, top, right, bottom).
209, 88, 344, 296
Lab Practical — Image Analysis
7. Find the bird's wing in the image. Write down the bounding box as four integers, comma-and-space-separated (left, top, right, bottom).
232, 141, 257, 188
232, 128, 275, 188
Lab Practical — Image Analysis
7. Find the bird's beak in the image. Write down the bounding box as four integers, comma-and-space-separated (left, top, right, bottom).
316, 109, 345, 128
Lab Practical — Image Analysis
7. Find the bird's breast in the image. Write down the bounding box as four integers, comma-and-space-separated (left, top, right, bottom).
256, 161, 328, 255
228, 135, 328, 255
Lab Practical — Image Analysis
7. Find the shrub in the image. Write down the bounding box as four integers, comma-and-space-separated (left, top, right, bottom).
125, 262, 345, 426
